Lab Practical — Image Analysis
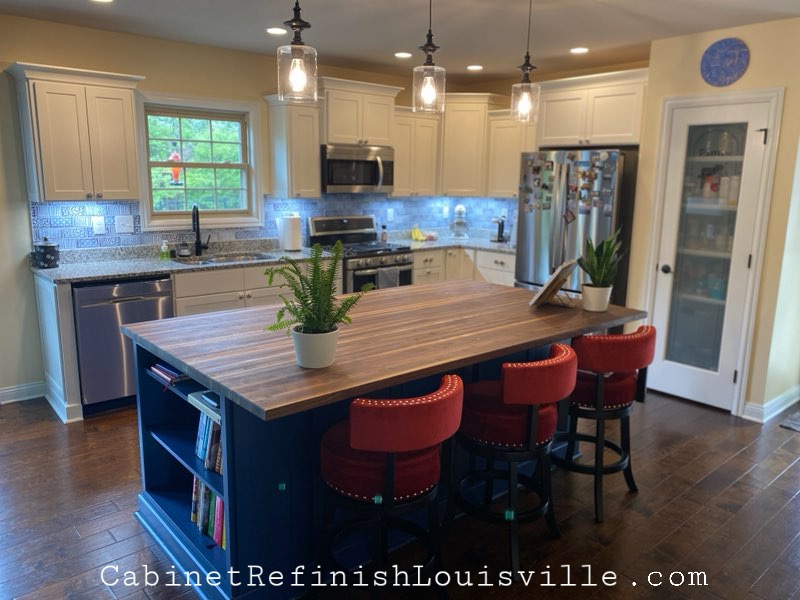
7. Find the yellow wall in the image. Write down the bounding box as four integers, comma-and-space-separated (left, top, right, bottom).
0, 13, 419, 396
630, 17, 800, 409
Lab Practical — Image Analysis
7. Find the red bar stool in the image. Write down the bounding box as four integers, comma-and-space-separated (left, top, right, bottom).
456, 344, 577, 576
552, 325, 656, 523
319, 374, 464, 579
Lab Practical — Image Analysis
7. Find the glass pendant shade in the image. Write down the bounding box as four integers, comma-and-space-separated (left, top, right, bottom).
277, 44, 317, 103
511, 80, 540, 123
413, 64, 446, 113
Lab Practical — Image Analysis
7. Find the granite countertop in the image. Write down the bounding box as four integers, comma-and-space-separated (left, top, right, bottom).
32, 237, 517, 285
33, 249, 315, 284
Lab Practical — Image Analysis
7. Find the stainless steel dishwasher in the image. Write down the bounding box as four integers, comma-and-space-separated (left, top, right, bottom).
73, 277, 173, 405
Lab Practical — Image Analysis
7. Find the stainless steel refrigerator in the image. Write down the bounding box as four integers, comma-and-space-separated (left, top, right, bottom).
514, 148, 638, 306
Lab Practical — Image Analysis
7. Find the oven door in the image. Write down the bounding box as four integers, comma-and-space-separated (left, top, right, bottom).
347, 265, 412, 293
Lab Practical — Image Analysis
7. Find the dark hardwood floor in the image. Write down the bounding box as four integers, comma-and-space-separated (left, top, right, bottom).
0, 392, 798, 599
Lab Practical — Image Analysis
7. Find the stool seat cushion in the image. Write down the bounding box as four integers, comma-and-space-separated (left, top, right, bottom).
460, 380, 557, 448
321, 420, 441, 502
571, 371, 637, 409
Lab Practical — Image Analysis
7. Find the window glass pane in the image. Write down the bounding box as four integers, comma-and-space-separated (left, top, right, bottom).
152, 189, 186, 212
181, 118, 211, 141
212, 142, 241, 163
212, 120, 241, 143
216, 189, 246, 210
149, 140, 174, 162
181, 141, 212, 162
187, 189, 216, 210
185, 168, 216, 189
151, 167, 185, 189
147, 115, 180, 139
215, 168, 244, 189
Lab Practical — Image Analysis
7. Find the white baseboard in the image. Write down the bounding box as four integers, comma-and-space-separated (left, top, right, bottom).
742, 384, 800, 423
0, 381, 46, 404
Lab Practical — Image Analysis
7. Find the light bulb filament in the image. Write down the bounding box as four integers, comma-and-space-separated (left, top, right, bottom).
421, 75, 437, 106
288, 58, 307, 92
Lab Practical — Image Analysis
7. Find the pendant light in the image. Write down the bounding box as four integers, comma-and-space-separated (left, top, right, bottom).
277, 1, 318, 103
413, 0, 445, 114
511, 0, 540, 123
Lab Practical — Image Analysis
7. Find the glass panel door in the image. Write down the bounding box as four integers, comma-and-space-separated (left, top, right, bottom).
665, 122, 746, 371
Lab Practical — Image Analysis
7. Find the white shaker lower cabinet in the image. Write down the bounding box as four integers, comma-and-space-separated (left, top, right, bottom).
174, 266, 287, 316
474, 250, 516, 287
445, 248, 475, 281
412, 249, 445, 285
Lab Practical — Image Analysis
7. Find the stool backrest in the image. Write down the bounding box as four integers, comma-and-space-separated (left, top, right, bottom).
502, 344, 578, 406
349, 374, 464, 453
571, 325, 656, 373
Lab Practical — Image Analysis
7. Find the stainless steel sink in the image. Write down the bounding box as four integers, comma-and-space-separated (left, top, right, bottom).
172, 257, 210, 265
206, 252, 277, 263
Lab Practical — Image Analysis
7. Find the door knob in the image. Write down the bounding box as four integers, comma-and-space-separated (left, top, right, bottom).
661, 264, 672, 274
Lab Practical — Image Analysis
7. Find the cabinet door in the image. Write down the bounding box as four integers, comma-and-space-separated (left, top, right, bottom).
445, 248, 474, 280
413, 268, 443, 285
288, 106, 321, 198
176, 291, 245, 316
442, 103, 488, 196
474, 251, 515, 287
325, 90, 362, 144
245, 288, 284, 307
413, 249, 444, 270
412, 117, 439, 196
537, 89, 587, 147
32, 80, 94, 200
649, 101, 771, 411
361, 94, 393, 146
585, 84, 644, 146
392, 115, 414, 196
85, 86, 140, 200
174, 269, 244, 298
487, 117, 524, 198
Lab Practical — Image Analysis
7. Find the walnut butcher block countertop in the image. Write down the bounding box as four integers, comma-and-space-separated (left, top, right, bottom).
122, 280, 645, 421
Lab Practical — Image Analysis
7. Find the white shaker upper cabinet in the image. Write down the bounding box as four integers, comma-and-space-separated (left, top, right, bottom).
10, 63, 143, 202
319, 77, 402, 147
392, 108, 440, 197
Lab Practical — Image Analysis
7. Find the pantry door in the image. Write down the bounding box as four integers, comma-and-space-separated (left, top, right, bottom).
648, 95, 779, 412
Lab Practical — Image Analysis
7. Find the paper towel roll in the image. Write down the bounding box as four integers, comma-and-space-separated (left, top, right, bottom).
276, 215, 302, 250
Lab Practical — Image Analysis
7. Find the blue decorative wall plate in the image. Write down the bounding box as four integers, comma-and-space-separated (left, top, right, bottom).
700, 38, 750, 87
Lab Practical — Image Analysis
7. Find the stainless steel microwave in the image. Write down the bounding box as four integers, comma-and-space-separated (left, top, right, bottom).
320, 144, 394, 194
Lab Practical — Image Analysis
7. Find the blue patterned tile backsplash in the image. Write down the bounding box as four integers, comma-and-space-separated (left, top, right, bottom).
30, 195, 518, 250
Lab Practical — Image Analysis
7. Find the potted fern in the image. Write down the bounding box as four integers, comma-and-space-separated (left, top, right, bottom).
265, 241, 369, 368
577, 229, 623, 312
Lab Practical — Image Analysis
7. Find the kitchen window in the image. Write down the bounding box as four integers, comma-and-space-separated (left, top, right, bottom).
139, 95, 263, 230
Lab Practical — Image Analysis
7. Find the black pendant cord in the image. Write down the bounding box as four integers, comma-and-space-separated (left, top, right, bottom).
518, 0, 536, 83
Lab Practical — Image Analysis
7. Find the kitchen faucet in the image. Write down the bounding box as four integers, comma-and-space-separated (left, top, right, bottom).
191, 205, 210, 256
491, 216, 506, 243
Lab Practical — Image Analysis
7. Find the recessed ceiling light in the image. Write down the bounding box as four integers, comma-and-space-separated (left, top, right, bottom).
91, 0, 114, 3
570, 47, 589, 54
394, 52, 413, 59
467, 65, 483, 71
266, 27, 288, 35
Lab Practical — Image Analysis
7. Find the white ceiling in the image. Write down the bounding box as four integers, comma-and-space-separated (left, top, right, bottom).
1, 0, 799, 81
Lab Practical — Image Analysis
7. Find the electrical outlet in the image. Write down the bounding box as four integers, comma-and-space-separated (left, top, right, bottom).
500, 208, 508, 220
91, 216, 105, 235
442, 205, 449, 219
115, 215, 134, 234
387, 208, 394, 222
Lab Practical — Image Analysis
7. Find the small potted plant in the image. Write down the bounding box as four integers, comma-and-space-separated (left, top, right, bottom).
577, 229, 623, 312
265, 240, 369, 368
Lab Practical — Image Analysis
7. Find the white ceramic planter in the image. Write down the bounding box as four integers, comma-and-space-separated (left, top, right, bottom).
291, 325, 339, 368
581, 285, 612, 312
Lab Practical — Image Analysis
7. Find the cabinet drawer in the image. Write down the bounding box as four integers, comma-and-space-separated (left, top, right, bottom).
413, 268, 443, 285
413, 250, 445, 270
174, 269, 244, 298
476, 251, 514, 273
175, 291, 245, 316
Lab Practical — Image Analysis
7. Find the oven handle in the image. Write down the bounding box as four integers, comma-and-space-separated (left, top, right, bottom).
352, 264, 413, 277
376, 155, 384, 192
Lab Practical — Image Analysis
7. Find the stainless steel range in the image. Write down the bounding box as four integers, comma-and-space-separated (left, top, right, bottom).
308, 216, 413, 293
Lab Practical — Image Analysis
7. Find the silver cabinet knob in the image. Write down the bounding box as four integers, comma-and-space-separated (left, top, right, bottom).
238, 292, 245, 299
86, 193, 93, 199
96, 193, 103, 199
246, 292, 253, 298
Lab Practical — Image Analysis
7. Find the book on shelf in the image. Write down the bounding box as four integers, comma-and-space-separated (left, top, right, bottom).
190, 476, 201, 524
149, 363, 190, 386
186, 390, 221, 424
204, 422, 221, 471
213, 496, 224, 546
207, 492, 217, 538
194, 413, 210, 460
215, 444, 223, 475
197, 484, 213, 533
202, 391, 221, 408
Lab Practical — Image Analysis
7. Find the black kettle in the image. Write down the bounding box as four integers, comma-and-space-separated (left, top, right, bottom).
32, 237, 60, 269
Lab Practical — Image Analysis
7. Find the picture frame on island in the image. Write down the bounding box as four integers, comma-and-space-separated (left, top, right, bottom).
529, 259, 578, 308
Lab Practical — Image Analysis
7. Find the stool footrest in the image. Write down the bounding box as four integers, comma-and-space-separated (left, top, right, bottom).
551, 432, 630, 474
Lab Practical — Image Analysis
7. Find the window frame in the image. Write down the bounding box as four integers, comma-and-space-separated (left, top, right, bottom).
136, 92, 264, 231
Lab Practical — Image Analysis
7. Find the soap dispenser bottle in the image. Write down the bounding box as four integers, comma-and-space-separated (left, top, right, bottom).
159, 240, 170, 260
